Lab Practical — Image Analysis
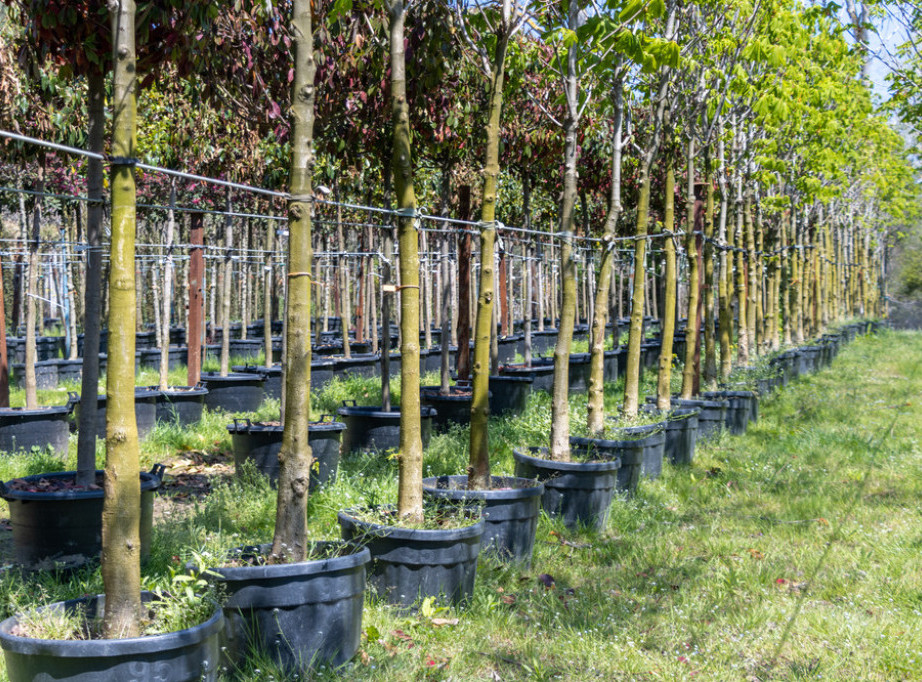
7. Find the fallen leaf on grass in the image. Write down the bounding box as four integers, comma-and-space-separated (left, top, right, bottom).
430, 618, 458, 627
748, 548, 764, 560
537, 573, 555, 589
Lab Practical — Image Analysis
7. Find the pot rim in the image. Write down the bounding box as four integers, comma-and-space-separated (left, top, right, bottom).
205, 541, 370, 583
422, 475, 544, 500
0, 467, 164, 502
336, 404, 437, 419
0, 591, 222, 656
513, 446, 622, 472
338, 507, 485, 541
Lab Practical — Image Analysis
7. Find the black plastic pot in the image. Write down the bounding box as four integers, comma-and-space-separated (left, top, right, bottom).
496, 335, 522, 364
0, 591, 222, 682
155, 386, 208, 426
70, 388, 160, 441
513, 447, 621, 529
643, 406, 700, 465
529, 329, 558, 356
498, 362, 555, 392
603, 421, 668, 480
568, 435, 643, 497
338, 508, 484, 608
200, 372, 265, 413
337, 403, 436, 454
232, 364, 282, 402
422, 475, 543, 565
51, 359, 84, 385
12, 360, 58, 390
333, 353, 379, 379
0, 466, 163, 568
227, 417, 343, 491
0, 405, 71, 456
229, 339, 264, 360
139, 346, 187, 371
207, 542, 369, 673
702, 391, 752, 435
656, 397, 726, 440
420, 385, 483, 432
488, 375, 533, 417
603, 349, 623, 383
312, 357, 335, 391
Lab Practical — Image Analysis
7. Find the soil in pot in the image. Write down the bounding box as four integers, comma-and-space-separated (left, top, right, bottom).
0, 405, 71, 456
0, 466, 163, 569
338, 507, 484, 609
337, 403, 436, 455
227, 418, 343, 491
0, 591, 222, 682
423, 475, 543, 566
206, 542, 369, 674
513, 447, 621, 529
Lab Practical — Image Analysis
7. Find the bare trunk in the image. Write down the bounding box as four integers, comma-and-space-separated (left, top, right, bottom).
102, 0, 142, 636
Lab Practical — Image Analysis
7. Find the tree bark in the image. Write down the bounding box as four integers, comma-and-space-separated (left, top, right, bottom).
220, 190, 233, 375
680, 139, 699, 399
102, 0, 141, 637
548, 0, 580, 461
187, 213, 204, 385
390, 1, 423, 522
656, 160, 677, 411
270, 0, 316, 562
587, 79, 623, 435
159, 182, 175, 389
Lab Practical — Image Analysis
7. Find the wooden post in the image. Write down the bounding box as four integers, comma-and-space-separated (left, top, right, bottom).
187, 212, 204, 385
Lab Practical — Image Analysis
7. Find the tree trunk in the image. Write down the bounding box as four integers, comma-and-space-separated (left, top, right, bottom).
456, 185, 472, 380
656, 160, 677, 411
389, 1, 423, 522
158, 182, 175, 389
587, 80, 623, 435
733, 174, 749, 365
702, 152, 718, 387
548, 0, 581, 461
680, 139, 699, 399
264, 214, 275, 367
622, 169, 650, 418
102, 0, 141, 637
270, 0, 316, 562
23, 166, 42, 410
187, 213, 205, 385
220, 190, 233, 376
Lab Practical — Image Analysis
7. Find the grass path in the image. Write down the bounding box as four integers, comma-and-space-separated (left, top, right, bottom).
1, 330, 921, 680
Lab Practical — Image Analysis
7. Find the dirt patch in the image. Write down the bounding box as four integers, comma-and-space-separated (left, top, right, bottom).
154, 450, 234, 522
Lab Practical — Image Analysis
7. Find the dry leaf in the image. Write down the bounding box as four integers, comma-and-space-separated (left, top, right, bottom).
430, 618, 459, 627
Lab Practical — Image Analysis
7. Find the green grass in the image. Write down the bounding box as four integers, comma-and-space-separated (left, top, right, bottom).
1, 330, 921, 680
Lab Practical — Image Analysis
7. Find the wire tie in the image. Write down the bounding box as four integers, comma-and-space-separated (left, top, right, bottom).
107, 155, 139, 166
288, 271, 311, 279
396, 207, 417, 218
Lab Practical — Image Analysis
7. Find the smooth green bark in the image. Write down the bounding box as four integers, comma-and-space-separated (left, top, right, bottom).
102, 0, 141, 638
270, 0, 316, 562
